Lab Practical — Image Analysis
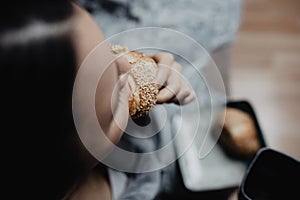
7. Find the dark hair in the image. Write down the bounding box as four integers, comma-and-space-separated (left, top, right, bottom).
1, 1, 83, 199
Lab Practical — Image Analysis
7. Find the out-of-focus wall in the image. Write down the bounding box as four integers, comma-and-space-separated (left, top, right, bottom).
230, 0, 300, 159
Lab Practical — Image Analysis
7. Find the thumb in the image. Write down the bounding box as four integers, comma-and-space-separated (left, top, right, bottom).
116, 57, 131, 76
118, 73, 129, 88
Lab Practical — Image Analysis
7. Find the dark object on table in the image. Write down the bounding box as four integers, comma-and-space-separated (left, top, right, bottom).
238, 147, 300, 200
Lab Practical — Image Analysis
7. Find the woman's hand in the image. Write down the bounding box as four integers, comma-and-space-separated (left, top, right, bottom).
105, 57, 131, 143
149, 52, 196, 105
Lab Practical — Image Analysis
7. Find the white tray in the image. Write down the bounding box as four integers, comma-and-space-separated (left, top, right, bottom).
172, 110, 246, 191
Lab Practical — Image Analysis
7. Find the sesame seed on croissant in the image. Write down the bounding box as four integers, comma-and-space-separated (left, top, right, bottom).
110, 44, 159, 119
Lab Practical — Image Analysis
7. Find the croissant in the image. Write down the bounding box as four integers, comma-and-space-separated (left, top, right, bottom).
110, 44, 159, 119
215, 108, 261, 157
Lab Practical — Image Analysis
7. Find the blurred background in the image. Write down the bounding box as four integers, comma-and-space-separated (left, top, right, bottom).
229, 0, 300, 160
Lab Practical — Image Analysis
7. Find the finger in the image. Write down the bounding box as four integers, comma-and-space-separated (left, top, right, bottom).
118, 73, 129, 88
115, 56, 131, 75
182, 92, 196, 105
157, 87, 175, 103
161, 61, 183, 95
156, 63, 183, 103
175, 89, 196, 105
156, 64, 172, 88
109, 81, 131, 142
171, 61, 182, 72
145, 53, 155, 57
172, 89, 191, 104
148, 53, 175, 87
149, 52, 174, 65
157, 82, 180, 103
119, 80, 131, 103
168, 62, 194, 104
157, 62, 182, 90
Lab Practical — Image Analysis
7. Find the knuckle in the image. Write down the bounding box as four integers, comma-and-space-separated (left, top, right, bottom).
162, 52, 174, 61
173, 61, 182, 71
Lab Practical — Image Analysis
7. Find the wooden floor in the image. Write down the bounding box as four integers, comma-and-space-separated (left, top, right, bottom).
229, 0, 300, 160
227, 1, 300, 198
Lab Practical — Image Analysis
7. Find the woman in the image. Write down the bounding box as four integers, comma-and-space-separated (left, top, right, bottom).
1, 0, 194, 199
